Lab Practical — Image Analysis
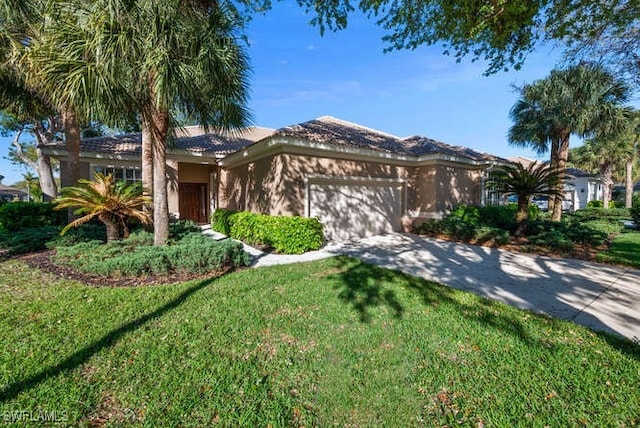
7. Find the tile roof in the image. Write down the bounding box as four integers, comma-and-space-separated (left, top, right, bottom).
44, 127, 274, 157
274, 116, 403, 154
401, 135, 504, 161
275, 116, 503, 162
43, 116, 503, 164
509, 158, 598, 179
565, 167, 597, 178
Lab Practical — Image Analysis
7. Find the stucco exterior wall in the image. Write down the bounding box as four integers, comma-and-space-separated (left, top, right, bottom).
412, 164, 482, 220
178, 163, 211, 183
220, 153, 413, 216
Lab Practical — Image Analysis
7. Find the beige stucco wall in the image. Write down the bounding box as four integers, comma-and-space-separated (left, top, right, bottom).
178, 163, 212, 183
411, 164, 482, 220
220, 153, 414, 216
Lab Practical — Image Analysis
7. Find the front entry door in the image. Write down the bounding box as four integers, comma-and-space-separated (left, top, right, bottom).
179, 183, 208, 223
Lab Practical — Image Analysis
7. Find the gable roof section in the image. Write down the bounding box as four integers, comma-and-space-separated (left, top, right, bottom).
274, 116, 404, 154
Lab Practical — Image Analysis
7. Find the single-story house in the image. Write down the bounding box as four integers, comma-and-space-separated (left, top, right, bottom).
0, 183, 28, 202
508, 156, 603, 211
43, 116, 506, 240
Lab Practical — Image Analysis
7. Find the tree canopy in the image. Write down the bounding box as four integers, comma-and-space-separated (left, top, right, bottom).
297, 0, 640, 79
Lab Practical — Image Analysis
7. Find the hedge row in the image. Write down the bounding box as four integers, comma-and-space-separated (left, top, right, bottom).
0, 202, 67, 232
211, 209, 324, 254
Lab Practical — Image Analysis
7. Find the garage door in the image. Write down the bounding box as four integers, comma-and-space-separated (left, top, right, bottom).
309, 179, 403, 241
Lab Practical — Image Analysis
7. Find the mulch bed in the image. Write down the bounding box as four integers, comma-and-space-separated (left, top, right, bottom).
16, 250, 226, 287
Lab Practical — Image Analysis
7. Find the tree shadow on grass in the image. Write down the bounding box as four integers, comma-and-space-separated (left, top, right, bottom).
331, 256, 572, 348
0, 276, 217, 403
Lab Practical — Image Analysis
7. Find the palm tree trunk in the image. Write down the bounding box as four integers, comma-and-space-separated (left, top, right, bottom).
601, 163, 614, 209
62, 107, 81, 186
548, 138, 560, 215
551, 134, 569, 222
515, 195, 529, 237
625, 159, 633, 208
141, 117, 154, 225
103, 219, 121, 243
150, 108, 170, 245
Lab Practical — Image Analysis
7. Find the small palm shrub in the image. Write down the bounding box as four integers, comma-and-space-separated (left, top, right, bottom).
54, 173, 151, 242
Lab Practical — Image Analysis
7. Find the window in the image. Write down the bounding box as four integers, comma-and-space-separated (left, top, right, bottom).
93, 166, 142, 184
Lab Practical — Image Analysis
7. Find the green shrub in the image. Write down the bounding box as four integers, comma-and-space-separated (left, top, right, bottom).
212, 209, 324, 254
211, 209, 238, 236
413, 219, 445, 235
169, 220, 202, 240
45, 223, 107, 249
448, 205, 481, 228
0, 202, 66, 232
267, 215, 325, 254
54, 232, 250, 277
527, 230, 575, 251
478, 205, 516, 230
472, 226, 510, 246
0, 226, 61, 255
631, 202, 640, 226
586, 200, 603, 208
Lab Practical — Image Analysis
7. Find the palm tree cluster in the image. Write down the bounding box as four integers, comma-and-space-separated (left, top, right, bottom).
0, 0, 253, 244
508, 63, 632, 220
569, 111, 640, 208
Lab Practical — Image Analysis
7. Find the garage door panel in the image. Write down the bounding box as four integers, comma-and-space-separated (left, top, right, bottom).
309, 181, 402, 241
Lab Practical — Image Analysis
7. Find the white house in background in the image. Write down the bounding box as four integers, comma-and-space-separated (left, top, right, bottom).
508, 156, 603, 211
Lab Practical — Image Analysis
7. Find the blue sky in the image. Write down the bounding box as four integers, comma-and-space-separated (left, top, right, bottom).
0, 3, 635, 185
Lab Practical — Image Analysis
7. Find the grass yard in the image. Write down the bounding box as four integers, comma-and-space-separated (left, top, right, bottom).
597, 231, 640, 268
1, 257, 638, 426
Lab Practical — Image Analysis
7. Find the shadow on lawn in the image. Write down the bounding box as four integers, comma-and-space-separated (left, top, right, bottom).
331, 256, 539, 346
0, 276, 216, 403
330, 254, 640, 359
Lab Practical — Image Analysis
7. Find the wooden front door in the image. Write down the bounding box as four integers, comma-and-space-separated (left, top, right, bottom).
179, 183, 208, 223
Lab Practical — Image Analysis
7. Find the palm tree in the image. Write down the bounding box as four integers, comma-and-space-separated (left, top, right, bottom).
125, 0, 252, 244
487, 162, 562, 237
509, 64, 631, 221
54, 173, 151, 242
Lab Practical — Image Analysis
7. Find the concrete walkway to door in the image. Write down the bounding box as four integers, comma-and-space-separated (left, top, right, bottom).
323, 233, 640, 341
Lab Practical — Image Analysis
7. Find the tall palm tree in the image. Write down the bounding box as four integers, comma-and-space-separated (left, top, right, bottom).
54, 173, 151, 242
126, 0, 252, 245
487, 162, 562, 237
509, 64, 631, 221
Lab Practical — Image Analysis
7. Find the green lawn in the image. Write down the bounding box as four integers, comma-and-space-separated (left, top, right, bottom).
598, 231, 640, 268
1, 257, 638, 426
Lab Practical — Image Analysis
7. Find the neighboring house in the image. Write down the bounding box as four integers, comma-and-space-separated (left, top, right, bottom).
0, 183, 28, 202
43, 116, 505, 240
508, 156, 603, 211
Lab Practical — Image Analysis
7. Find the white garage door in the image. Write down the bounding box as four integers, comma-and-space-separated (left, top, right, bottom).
309, 179, 403, 241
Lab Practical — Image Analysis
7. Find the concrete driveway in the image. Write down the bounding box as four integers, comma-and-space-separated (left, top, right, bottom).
323, 233, 640, 341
